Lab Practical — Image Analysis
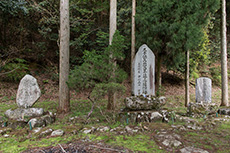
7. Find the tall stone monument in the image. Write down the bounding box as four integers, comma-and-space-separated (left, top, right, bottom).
132, 44, 155, 96
195, 77, 212, 103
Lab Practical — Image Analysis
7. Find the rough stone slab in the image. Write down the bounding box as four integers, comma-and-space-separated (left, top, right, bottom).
16, 74, 41, 108
5, 108, 44, 120
125, 96, 166, 110
196, 77, 212, 103
132, 44, 155, 96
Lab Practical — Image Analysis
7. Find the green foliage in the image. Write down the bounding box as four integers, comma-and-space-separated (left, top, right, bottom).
0, 0, 28, 15
1, 58, 29, 81
136, 0, 219, 74
69, 30, 127, 100
91, 83, 126, 100
209, 66, 221, 86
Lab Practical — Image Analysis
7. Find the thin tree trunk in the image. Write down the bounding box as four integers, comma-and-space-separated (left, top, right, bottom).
107, 0, 117, 110
131, 0, 136, 90
156, 54, 162, 96
59, 0, 70, 113
185, 50, 190, 107
221, 0, 228, 106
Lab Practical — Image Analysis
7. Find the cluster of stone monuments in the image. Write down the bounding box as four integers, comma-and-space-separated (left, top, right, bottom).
119, 44, 229, 123
2, 44, 230, 128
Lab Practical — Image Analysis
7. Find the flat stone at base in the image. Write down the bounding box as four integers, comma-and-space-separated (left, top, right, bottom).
5, 108, 44, 120
125, 96, 166, 110
218, 108, 230, 115
118, 111, 163, 124
187, 102, 218, 117
180, 146, 209, 153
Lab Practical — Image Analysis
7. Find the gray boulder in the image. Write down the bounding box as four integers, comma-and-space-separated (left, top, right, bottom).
5, 108, 44, 120
51, 129, 64, 136
218, 108, 230, 115
28, 118, 45, 128
125, 96, 166, 110
180, 146, 209, 153
16, 74, 41, 108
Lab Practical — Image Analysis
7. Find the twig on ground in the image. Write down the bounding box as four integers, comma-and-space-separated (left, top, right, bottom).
58, 144, 67, 153
89, 145, 125, 152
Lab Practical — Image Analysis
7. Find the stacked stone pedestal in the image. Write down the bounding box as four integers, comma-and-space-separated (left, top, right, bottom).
118, 96, 167, 124
3, 75, 55, 129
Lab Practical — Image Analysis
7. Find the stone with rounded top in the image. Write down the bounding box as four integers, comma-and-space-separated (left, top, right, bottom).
132, 44, 155, 96
16, 74, 41, 108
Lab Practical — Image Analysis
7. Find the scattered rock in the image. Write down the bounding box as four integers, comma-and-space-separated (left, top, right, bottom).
83, 129, 92, 134
28, 118, 45, 128
125, 126, 133, 134
119, 111, 164, 124
180, 146, 209, 153
125, 96, 166, 110
218, 108, 230, 116
3, 134, 10, 138
5, 108, 44, 120
41, 114, 55, 125
162, 139, 182, 147
150, 112, 163, 122
16, 74, 41, 108
98, 126, 110, 132
0, 128, 12, 135
156, 132, 182, 148
40, 129, 53, 137
7, 120, 27, 129
51, 129, 64, 137
32, 127, 42, 134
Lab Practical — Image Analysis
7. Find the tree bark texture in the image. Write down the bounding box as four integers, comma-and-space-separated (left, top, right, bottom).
131, 0, 136, 90
185, 50, 190, 107
221, 0, 229, 106
59, 0, 70, 113
107, 0, 117, 110
156, 54, 162, 96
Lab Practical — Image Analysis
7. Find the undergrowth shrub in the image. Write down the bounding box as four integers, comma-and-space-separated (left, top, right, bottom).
1, 58, 29, 81
68, 30, 127, 106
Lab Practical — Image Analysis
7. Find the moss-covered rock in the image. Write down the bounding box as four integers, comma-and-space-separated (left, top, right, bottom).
187, 102, 219, 117
125, 96, 166, 110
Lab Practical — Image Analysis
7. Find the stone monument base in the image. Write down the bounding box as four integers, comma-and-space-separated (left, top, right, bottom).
187, 102, 218, 117
118, 110, 164, 124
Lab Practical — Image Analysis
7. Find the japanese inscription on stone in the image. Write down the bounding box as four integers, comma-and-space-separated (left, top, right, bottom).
195, 77, 212, 103
132, 44, 155, 96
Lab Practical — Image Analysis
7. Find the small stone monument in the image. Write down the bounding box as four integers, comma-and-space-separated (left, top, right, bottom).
132, 44, 155, 96
3, 74, 55, 129
195, 77, 212, 103
5, 74, 43, 120
16, 74, 41, 108
188, 77, 218, 117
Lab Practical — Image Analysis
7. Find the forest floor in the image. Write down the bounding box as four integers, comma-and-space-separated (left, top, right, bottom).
0, 69, 230, 153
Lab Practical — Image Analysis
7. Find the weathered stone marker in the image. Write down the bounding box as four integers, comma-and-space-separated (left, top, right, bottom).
195, 77, 212, 103
132, 44, 155, 96
16, 74, 41, 108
